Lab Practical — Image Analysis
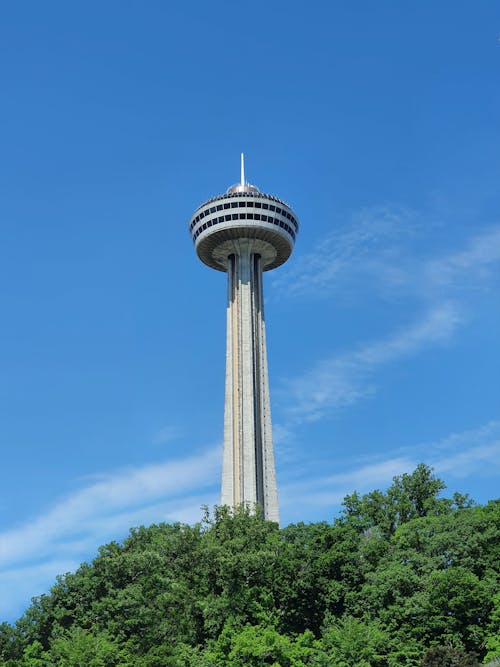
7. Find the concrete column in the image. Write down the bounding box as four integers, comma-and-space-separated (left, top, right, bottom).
221, 241, 279, 523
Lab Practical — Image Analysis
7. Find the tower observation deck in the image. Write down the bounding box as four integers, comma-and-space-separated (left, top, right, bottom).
188, 156, 299, 522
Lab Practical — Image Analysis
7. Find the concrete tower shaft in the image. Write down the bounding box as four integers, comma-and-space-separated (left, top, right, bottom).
188, 159, 299, 522
222, 243, 279, 522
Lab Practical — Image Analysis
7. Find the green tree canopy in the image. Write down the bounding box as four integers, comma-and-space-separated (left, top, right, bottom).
1, 466, 498, 667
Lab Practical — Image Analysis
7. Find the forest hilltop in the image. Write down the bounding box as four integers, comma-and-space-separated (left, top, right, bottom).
0, 464, 499, 666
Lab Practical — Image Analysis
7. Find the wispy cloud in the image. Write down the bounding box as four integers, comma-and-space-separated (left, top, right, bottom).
424, 227, 500, 293
0, 448, 220, 621
280, 457, 415, 509
0, 448, 219, 567
272, 211, 499, 427
3, 211, 498, 623
273, 208, 500, 303
272, 205, 417, 300
2, 421, 498, 620
425, 420, 500, 479
0, 560, 81, 621
280, 303, 462, 423
280, 421, 500, 518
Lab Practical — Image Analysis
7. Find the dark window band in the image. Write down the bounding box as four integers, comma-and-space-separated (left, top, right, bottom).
191, 212, 296, 242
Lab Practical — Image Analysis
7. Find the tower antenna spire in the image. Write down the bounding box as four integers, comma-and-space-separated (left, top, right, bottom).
240, 152, 245, 187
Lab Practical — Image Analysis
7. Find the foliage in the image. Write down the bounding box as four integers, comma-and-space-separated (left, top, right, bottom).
419, 646, 479, 666
484, 593, 500, 663
1, 465, 498, 667
321, 616, 389, 666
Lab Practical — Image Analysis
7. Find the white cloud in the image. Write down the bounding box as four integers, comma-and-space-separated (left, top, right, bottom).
435, 442, 500, 478
3, 209, 498, 623
424, 227, 500, 292
425, 420, 500, 479
0, 560, 81, 620
280, 421, 500, 516
272, 215, 499, 430
281, 457, 415, 509
272, 205, 416, 300
0, 447, 220, 622
273, 210, 500, 304
0, 447, 220, 568
2, 422, 498, 622
281, 303, 462, 423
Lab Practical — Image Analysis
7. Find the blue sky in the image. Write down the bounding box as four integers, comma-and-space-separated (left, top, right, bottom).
1, 1, 499, 621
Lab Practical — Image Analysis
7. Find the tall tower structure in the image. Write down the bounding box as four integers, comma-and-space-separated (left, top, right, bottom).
189, 156, 299, 522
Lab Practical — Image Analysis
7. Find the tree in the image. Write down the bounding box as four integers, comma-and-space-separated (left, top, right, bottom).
321, 616, 389, 667
484, 592, 500, 663
49, 627, 130, 666
419, 646, 479, 666
0, 467, 497, 666
21, 641, 49, 667
204, 625, 327, 667
0, 621, 21, 665
342, 464, 451, 538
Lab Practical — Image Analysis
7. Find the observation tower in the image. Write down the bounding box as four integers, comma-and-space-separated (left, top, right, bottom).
189, 155, 299, 523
